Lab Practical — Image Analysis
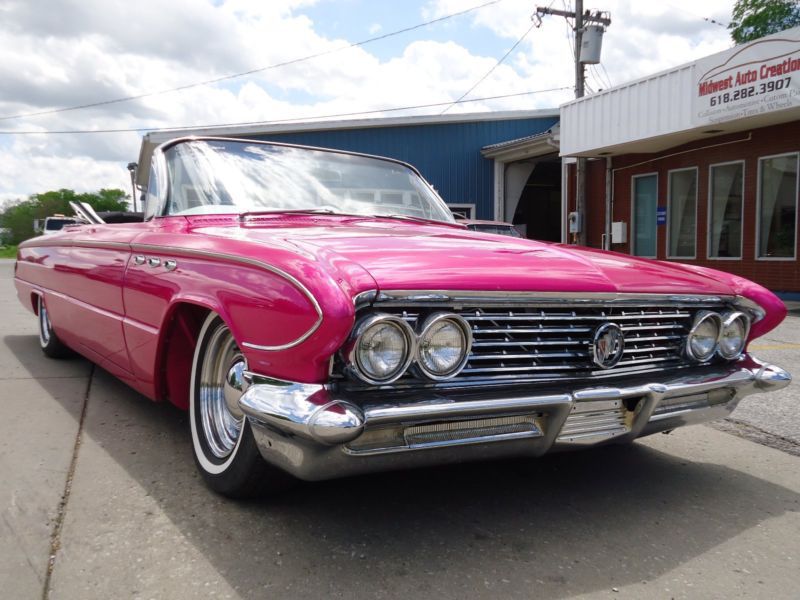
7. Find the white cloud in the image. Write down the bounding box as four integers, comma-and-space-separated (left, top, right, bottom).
0, 0, 737, 201
423, 0, 733, 88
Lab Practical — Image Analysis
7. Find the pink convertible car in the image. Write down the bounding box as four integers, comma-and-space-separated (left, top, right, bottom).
14, 138, 791, 497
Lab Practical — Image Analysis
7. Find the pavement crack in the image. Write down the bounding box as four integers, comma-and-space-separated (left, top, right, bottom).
1, 512, 42, 584
710, 418, 800, 457
41, 364, 95, 600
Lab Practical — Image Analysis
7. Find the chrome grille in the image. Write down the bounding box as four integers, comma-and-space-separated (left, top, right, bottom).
557, 399, 630, 442
348, 299, 730, 385
460, 307, 691, 377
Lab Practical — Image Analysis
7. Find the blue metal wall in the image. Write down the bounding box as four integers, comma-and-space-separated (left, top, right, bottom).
248, 116, 557, 220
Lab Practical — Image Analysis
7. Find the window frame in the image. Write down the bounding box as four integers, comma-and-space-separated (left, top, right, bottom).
630, 172, 659, 259
755, 151, 800, 262
707, 159, 745, 261
666, 166, 699, 260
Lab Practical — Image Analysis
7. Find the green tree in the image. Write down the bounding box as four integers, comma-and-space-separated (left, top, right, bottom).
0, 188, 129, 245
730, 0, 800, 44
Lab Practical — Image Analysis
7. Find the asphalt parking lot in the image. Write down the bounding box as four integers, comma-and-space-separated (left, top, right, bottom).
1, 258, 799, 600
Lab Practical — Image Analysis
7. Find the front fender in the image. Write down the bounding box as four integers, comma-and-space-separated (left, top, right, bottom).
663, 262, 787, 342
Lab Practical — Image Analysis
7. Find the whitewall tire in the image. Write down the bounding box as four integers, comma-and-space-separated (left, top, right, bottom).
37, 295, 72, 358
189, 312, 293, 497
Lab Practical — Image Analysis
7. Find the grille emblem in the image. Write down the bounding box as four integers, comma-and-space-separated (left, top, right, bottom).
591, 323, 625, 369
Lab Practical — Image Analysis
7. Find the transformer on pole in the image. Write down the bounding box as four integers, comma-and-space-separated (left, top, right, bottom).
534, 3, 611, 246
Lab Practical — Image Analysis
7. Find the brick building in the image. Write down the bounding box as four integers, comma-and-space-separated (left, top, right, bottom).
559, 27, 800, 293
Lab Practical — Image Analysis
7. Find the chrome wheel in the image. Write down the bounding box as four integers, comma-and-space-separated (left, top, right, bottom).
38, 296, 51, 347
197, 323, 248, 459
189, 312, 295, 497
37, 294, 71, 358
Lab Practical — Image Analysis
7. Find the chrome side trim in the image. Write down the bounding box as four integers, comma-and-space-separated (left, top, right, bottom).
20, 242, 325, 352
20, 239, 131, 250
130, 244, 324, 351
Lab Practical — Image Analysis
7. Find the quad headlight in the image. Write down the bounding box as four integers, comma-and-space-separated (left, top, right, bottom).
348, 312, 472, 384
718, 312, 750, 360
350, 314, 416, 385
686, 311, 722, 362
685, 310, 751, 363
416, 313, 472, 380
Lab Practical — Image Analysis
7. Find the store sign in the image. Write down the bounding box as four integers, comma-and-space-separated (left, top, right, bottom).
693, 29, 800, 126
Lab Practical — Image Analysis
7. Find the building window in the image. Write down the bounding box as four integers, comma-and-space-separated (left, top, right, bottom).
667, 168, 697, 258
758, 153, 799, 259
448, 203, 476, 219
708, 161, 744, 259
632, 174, 657, 257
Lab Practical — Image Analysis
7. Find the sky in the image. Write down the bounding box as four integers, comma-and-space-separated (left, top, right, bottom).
0, 0, 736, 204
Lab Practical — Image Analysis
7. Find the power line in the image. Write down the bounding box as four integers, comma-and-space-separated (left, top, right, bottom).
0, 0, 505, 123
599, 62, 614, 88
703, 16, 728, 28
441, 23, 536, 114
0, 87, 571, 135
662, 2, 730, 28
561, 0, 575, 53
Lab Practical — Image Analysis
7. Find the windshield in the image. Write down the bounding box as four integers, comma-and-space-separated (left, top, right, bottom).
163, 139, 455, 222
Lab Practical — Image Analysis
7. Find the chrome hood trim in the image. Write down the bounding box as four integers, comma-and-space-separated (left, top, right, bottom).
361, 290, 736, 307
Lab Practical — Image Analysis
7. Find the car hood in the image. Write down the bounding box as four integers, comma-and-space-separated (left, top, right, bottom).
213, 218, 736, 296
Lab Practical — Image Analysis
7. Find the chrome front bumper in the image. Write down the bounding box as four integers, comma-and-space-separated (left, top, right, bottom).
239, 356, 790, 481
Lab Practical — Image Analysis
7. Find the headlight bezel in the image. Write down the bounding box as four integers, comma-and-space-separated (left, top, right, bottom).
415, 312, 473, 381
349, 313, 416, 385
717, 311, 750, 360
686, 310, 723, 362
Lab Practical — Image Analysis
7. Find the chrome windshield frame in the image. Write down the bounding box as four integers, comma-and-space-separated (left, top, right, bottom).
144, 136, 453, 222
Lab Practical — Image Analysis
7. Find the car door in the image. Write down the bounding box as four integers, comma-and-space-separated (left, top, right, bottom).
62, 223, 140, 377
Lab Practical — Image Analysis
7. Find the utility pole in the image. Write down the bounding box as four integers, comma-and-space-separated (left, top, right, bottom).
535, 3, 611, 246
574, 0, 586, 245
574, 0, 584, 99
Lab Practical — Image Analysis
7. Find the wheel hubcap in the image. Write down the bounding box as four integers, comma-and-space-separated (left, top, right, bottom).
39, 299, 51, 345
199, 324, 248, 459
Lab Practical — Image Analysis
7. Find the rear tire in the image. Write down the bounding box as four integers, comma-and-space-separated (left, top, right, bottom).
189, 312, 294, 498
38, 295, 72, 359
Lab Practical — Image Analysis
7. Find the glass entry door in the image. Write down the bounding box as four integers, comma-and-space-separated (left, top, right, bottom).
633, 174, 657, 257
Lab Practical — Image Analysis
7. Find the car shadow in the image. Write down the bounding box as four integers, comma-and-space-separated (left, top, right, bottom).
6, 334, 799, 598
